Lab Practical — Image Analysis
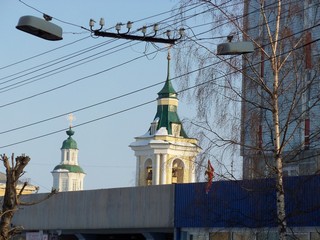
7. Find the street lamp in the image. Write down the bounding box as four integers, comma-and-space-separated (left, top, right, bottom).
16, 15, 63, 41
217, 41, 254, 55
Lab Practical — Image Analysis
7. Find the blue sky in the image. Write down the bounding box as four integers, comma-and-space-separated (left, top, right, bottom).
0, 0, 206, 192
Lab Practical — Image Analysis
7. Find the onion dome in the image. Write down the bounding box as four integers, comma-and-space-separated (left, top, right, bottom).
61, 127, 78, 149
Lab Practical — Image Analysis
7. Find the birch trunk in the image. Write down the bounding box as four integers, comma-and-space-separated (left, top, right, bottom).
272, 70, 288, 240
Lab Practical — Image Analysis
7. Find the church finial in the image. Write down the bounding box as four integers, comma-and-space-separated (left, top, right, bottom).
157, 46, 177, 99
166, 45, 172, 80
66, 113, 75, 137
67, 113, 76, 128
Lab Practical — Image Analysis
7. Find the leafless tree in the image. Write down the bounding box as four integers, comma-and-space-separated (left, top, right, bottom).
175, 0, 320, 239
0, 154, 56, 240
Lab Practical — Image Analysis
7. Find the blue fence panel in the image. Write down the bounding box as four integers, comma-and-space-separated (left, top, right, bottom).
175, 175, 320, 228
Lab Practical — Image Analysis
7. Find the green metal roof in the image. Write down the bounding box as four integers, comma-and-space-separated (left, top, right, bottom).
153, 105, 188, 138
53, 164, 85, 174
61, 128, 78, 149
157, 80, 177, 99
151, 53, 188, 138
157, 53, 177, 99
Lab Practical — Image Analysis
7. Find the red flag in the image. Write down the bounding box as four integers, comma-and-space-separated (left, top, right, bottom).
205, 160, 214, 194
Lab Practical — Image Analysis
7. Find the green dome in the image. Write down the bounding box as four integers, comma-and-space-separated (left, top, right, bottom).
61, 128, 78, 149
53, 164, 85, 174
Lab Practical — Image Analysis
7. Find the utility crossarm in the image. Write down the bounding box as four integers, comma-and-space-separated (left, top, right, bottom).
93, 30, 179, 44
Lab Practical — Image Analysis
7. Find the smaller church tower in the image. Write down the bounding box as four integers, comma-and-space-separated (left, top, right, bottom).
52, 121, 85, 192
130, 52, 201, 186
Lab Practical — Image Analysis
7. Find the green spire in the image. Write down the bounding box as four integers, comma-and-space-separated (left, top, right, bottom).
151, 52, 188, 138
157, 51, 177, 99
61, 127, 78, 149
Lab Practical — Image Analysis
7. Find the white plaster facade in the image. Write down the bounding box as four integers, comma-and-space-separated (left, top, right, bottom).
130, 128, 201, 186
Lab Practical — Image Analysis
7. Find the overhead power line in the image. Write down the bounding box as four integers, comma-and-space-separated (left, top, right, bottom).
1, 33, 319, 148
3, 1, 203, 71
1, 1, 318, 143
1, 16, 318, 109
6, 0, 310, 85
0, 2, 207, 90
0, 1, 301, 95
0, 0, 258, 86
0, 45, 167, 109
0, 36, 90, 71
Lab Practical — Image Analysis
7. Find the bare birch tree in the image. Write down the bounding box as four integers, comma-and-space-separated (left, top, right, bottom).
175, 0, 320, 239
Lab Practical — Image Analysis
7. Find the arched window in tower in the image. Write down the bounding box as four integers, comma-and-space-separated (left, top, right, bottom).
66, 151, 70, 161
172, 159, 184, 183
144, 159, 153, 186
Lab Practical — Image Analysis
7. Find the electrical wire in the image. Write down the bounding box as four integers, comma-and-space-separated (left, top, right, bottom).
18, 0, 90, 30
0, 40, 141, 94
1, 34, 319, 148
184, 0, 319, 43
0, 79, 163, 135
9, 0, 301, 80
1, 13, 318, 109
7, 0, 310, 85
0, 1, 318, 144
0, 45, 167, 109
2, 2, 318, 107
0, 0, 263, 88
0, 3, 207, 90
0, 21, 183, 93
0, 1, 299, 94
2, 1, 204, 72
6, 0, 318, 188
0, 38, 117, 85
0, 36, 90, 71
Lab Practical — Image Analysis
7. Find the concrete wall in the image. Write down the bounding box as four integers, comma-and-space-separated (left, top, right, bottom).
12, 184, 174, 232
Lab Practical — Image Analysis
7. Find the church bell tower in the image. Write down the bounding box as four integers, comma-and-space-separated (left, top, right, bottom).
130, 52, 201, 186
52, 115, 85, 191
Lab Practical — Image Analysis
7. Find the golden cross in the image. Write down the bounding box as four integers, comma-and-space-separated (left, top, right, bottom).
67, 113, 76, 127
